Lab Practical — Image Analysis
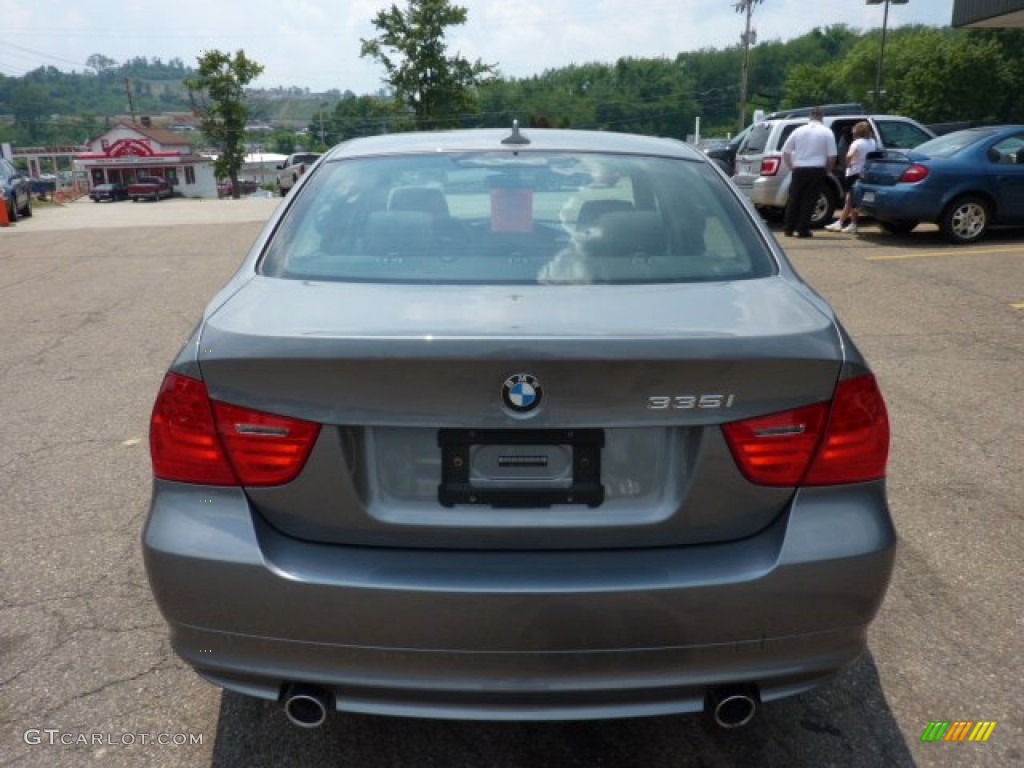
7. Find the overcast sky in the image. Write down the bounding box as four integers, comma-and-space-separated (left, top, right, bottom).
3, 0, 956, 94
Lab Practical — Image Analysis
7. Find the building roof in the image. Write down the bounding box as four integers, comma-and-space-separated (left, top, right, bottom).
117, 121, 192, 148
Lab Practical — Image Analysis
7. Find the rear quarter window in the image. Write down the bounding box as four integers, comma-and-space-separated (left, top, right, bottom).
990, 134, 1024, 163
776, 123, 801, 151
874, 120, 933, 149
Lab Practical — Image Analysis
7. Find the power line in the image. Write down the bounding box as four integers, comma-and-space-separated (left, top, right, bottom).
0, 60, 31, 77
0, 40, 90, 69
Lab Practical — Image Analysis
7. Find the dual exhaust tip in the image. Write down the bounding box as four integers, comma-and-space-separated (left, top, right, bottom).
281, 682, 758, 729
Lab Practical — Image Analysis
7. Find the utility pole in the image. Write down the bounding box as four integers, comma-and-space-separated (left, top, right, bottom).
734, 0, 763, 132
124, 78, 137, 123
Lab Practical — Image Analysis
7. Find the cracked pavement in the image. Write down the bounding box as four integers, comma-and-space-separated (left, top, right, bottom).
0, 199, 1020, 767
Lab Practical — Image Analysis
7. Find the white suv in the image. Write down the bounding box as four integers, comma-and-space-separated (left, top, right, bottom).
733, 115, 934, 228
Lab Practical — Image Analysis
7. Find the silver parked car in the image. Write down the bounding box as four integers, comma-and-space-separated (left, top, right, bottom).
144, 125, 895, 728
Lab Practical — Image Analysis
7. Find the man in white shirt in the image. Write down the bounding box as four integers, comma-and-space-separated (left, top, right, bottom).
782, 107, 837, 238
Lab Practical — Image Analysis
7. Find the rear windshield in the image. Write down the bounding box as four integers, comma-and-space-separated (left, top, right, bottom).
914, 129, 1000, 158
738, 122, 801, 155
259, 151, 775, 285
739, 124, 773, 154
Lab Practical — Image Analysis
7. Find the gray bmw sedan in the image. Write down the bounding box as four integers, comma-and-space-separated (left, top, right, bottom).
143, 125, 895, 729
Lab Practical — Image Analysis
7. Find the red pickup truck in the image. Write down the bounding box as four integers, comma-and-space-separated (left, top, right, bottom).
128, 176, 173, 202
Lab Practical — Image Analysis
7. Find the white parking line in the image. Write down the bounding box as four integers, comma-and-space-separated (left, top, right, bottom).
867, 246, 1024, 261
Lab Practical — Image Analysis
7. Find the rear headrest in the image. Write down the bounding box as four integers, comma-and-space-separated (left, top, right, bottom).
363, 210, 433, 256
576, 199, 635, 230
388, 186, 450, 218
589, 211, 667, 258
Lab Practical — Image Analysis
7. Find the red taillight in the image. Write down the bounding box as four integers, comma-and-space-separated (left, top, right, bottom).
723, 402, 829, 486
760, 156, 782, 176
151, 374, 237, 485
150, 373, 320, 486
212, 400, 320, 486
804, 375, 889, 485
899, 164, 929, 183
723, 374, 889, 487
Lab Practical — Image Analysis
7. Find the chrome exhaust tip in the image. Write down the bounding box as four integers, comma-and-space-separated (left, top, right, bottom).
706, 685, 759, 729
281, 683, 331, 728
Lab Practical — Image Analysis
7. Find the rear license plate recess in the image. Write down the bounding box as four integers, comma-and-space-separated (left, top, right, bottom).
438, 429, 604, 508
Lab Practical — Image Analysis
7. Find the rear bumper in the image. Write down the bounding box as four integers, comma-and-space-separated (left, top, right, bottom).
749, 176, 789, 208
143, 480, 896, 720
733, 174, 789, 210
854, 186, 937, 221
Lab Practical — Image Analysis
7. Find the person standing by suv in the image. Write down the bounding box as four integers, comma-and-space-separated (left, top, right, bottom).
825, 121, 877, 234
781, 107, 837, 238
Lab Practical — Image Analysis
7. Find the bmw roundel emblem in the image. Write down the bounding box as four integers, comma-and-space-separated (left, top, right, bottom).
502, 373, 543, 414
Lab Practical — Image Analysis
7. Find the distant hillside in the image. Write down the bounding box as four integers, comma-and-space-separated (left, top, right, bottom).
0, 56, 342, 144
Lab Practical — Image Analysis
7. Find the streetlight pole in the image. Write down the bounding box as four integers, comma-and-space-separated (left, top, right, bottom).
866, 0, 909, 112
319, 103, 327, 149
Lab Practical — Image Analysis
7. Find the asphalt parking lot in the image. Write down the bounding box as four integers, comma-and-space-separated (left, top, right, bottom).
1, 198, 1021, 767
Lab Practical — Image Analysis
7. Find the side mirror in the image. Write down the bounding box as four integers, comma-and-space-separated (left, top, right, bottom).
987, 147, 1001, 163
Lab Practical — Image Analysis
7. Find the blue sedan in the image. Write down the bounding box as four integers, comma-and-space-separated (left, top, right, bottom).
855, 125, 1024, 244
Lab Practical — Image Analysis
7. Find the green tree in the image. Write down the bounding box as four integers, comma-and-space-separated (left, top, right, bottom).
360, 0, 497, 129
325, 93, 397, 141
886, 29, 1015, 123
966, 28, 1024, 121
267, 129, 297, 155
11, 81, 54, 142
186, 49, 264, 198
86, 54, 117, 75
75, 113, 101, 144
678, 48, 743, 135
782, 61, 845, 109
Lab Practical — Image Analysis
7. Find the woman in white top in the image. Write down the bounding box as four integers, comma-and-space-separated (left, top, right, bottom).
826, 121, 877, 234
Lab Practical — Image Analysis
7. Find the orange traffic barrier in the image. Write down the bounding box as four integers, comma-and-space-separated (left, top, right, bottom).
0, 194, 11, 227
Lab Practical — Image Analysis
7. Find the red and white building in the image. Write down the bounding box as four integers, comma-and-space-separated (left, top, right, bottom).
76, 120, 218, 198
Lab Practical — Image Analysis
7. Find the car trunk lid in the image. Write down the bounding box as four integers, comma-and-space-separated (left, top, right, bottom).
195, 277, 844, 549
861, 149, 923, 186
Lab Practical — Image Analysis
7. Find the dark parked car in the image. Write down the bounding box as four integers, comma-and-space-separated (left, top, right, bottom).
703, 125, 750, 175
1, 158, 33, 221
144, 125, 895, 730
89, 183, 130, 202
30, 177, 57, 200
855, 125, 1024, 244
